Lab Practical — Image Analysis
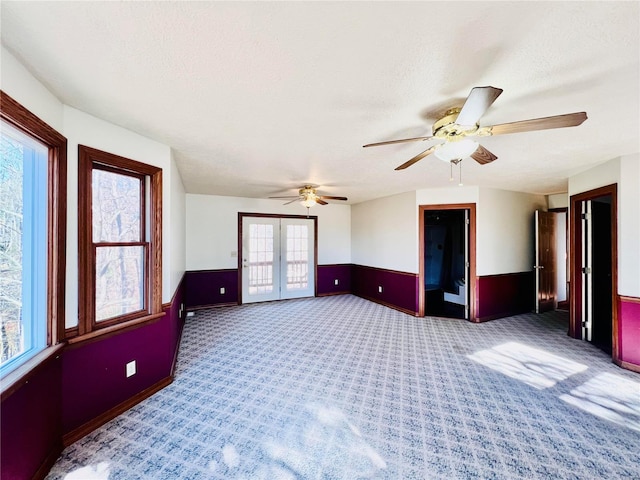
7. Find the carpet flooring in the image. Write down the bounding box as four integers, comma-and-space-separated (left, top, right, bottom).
47, 295, 640, 479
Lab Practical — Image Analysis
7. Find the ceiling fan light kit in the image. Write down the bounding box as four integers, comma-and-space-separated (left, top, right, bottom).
364, 86, 587, 183
434, 139, 479, 163
269, 185, 348, 212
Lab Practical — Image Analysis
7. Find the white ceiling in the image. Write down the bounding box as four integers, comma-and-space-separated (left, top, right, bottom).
2, 2, 638, 204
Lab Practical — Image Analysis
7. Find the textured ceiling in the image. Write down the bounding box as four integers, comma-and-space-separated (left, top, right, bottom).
2, 2, 638, 204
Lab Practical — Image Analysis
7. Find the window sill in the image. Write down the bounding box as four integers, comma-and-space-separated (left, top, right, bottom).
1, 343, 65, 401
66, 312, 166, 347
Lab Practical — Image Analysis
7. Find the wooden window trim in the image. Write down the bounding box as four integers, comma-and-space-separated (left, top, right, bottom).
0, 91, 67, 391
75, 145, 162, 340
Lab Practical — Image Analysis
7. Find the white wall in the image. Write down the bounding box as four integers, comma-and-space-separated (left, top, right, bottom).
186, 194, 351, 270
416, 186, 480, 206
352, 186, 546, 276
477, 188, 547, 276
568, 155, 639, 297
548, 193, 569, 209
2, 46, 186, 327
1, 46, 63, 131
569, 158, 621, 195
169, 152, 186, 295
619, 154, 640, 296
351, 191, 417, 273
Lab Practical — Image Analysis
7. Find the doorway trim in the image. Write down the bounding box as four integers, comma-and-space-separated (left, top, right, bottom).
549, 207, 569, 310
419, 204, 477, 320
569, 184, 618, 362
237, 212, 319, 304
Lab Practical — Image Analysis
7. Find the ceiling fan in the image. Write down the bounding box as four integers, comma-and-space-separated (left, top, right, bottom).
363, 86, 587, 175
269, 185, 348, 209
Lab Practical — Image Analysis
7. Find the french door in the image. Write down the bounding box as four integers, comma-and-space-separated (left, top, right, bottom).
241, 216, 316, 304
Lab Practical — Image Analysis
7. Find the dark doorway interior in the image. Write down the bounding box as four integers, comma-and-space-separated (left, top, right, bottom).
590, 195, 613, 354
424, 209, 466, 319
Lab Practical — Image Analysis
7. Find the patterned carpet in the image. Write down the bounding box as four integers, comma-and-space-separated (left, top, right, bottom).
47, 295, 640, 479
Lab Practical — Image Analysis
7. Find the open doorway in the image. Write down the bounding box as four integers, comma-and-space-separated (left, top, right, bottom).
570, 184, 618, 360
419, 204, 476, 320
550, 208, 569, 310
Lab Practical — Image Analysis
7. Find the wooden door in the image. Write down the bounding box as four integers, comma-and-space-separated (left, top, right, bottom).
535, 210, 557, 313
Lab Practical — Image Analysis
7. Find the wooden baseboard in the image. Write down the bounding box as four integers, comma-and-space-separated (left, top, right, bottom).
614, 359, 640, 374
354, 293, 419, 317
474, 311, 531, 323
31, 441, 63, 480
62, 376, 173, 447
317, 291, 351, 297
171, 324, 185, 377
186, 302, 238, 311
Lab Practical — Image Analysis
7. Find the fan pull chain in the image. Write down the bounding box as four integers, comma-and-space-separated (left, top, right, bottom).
450, 161, 454, 182
459, 160, 463, 186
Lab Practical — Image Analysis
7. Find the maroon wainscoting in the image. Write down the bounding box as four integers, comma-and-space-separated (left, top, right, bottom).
476, 272, 534, 321
618, 296, 640, 370
62, 278, 185, 436
351, 264, 419, 315
63, 315, 172, 434
166, 278, 186, 372
317, 264, 352, 296
185, 269, 238, 309
1, 354, 63, 480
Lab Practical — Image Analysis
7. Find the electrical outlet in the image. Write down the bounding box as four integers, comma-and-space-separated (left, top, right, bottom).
220, 287, 225, 294
378, 286, 383, 293
334, 279, 339, 286
126, 360, 136, 378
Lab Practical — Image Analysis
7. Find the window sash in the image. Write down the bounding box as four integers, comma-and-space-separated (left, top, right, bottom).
91, 164, 146, 243
93, 243, 149, 327
0, 119, 48, 375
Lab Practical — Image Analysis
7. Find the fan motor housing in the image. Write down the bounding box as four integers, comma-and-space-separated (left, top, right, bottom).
432, 108, 479, 140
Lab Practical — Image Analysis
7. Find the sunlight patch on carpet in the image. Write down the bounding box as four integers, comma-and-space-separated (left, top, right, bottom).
560, 372, 640, 432
468, 342, 588, 389
63, 462, 110, 480
264, 402, 386, 478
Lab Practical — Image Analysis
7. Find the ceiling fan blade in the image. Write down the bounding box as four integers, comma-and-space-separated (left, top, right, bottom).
488, 112, 587, 136
269, 195, 299, 199
455, 86, 503, 126
394, 146, 437, 170
318, 195, 348, 201
315, 198, 328, 205
363, 135, 432, 148
471, 145, 498, 165
283, 198, 301, 205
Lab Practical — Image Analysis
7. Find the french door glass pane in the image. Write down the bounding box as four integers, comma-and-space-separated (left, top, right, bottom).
92, 169, 141, 242
286, 224, 308, 290
248, 224, 274, 294
95, 246, 145, 322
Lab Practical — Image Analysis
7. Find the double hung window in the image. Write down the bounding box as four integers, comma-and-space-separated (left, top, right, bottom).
77, 146, 162, 338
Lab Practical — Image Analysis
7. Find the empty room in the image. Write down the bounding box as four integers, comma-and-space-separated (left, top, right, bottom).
1, 2, 639, 479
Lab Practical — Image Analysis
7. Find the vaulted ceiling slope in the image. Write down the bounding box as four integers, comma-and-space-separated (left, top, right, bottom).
2, 2, 638, 204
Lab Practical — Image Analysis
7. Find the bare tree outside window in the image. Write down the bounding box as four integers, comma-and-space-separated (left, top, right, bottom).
0, 133, 24, 363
